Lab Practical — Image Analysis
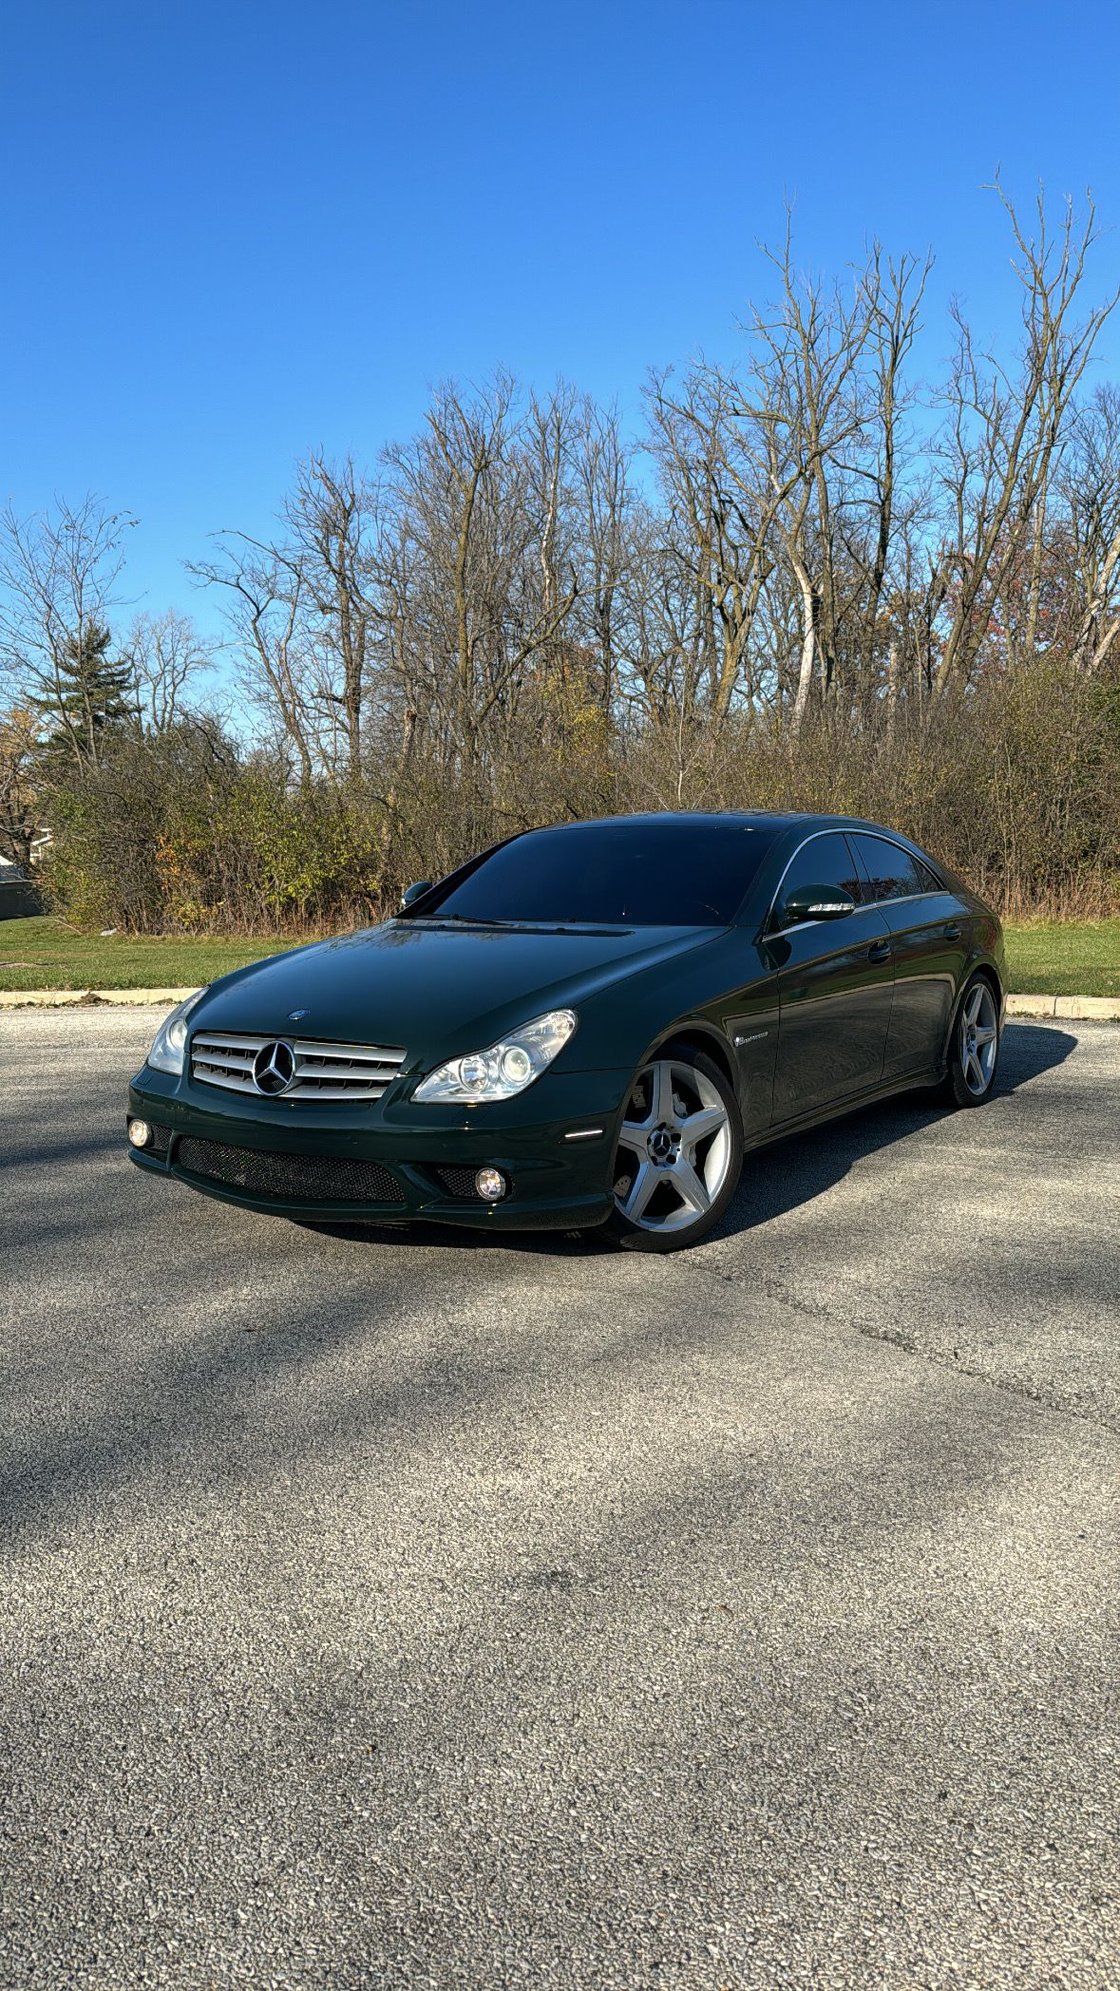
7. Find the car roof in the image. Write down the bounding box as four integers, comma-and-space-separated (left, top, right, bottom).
531, 810, 907, 837
520, 812, 940, 869
525, 811, 803, 829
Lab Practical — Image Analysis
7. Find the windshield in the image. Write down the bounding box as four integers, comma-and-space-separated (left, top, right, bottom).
407, 820, 775, 927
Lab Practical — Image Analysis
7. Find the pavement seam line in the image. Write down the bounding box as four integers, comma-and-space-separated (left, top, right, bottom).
695, 1259, 1120, 1442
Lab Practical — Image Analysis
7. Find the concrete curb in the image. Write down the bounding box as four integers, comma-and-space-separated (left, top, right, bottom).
0, 986, 201, 1009
1005, 992, 1120, 1021
1, 986, 1119, 1020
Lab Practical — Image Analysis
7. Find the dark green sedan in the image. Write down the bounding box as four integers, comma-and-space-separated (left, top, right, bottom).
126, 812, 1006, 1252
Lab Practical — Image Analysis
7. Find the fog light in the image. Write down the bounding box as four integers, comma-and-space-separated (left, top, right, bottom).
128, 1118, 152, 1149
475, 1166, 508, 1202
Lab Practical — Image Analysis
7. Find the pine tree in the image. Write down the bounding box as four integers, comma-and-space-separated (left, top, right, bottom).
32, 619, 135, 767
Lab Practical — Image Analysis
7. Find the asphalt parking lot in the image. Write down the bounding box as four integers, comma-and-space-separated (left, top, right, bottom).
1, 1008, 1118, 1990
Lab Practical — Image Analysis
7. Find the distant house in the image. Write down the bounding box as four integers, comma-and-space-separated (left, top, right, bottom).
0, 857, 42, 919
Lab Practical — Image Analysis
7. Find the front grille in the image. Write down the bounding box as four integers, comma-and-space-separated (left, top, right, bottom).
148, 1121, 172, 1158
431, 1164, 482, 1200
174, 1138, 405, 1206
190, 1032, 406, 1102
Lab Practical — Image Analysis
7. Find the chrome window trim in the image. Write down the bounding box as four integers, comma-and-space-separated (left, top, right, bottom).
849, 830, 946, 906
765, 827, 945, 935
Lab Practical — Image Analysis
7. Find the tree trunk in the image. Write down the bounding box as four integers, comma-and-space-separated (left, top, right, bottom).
790, 558, 817, 736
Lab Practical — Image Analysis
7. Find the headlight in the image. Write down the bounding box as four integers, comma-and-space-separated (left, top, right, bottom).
146, 990, 206, 1075
414, 1009, 577, 1104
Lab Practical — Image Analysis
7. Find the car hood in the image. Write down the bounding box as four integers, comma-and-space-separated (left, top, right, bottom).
190, 919, 719, 1069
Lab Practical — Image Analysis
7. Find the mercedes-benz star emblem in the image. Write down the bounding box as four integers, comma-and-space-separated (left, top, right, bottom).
253, 1040, 296, 1095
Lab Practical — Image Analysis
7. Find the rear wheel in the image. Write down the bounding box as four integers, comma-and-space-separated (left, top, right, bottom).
940, 975, 1001, 1108
603, 1045, 742, 1253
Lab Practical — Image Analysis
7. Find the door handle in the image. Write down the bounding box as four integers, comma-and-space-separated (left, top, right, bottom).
944, 923, 962, 941
867, 940, 893, 963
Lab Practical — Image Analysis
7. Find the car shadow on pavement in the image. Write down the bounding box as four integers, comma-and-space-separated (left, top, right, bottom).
294, 1021, 1078, 1258
3, 1127, 120, 1170
708, 1020, 1076, 1241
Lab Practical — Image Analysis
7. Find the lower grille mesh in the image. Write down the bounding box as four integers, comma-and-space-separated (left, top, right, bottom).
432, 1164, 482, 1199
174, 1138, 405, 1206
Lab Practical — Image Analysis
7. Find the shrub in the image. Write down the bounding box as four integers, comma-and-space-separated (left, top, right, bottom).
39, 657, 1120, 932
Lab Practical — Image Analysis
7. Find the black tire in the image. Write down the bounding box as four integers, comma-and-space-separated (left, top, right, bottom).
939, 973, 1001, 1109
601, 1042, 744, 1254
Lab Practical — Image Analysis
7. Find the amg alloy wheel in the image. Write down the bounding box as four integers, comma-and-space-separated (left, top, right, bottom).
604, 1045, 742, 1252
942, 975, 1000, 1108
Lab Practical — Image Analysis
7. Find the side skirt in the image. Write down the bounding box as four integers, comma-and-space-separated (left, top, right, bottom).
742, 1066, 945, 1158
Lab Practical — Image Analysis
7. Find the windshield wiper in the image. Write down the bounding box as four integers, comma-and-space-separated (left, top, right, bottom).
405, 913, 515, 929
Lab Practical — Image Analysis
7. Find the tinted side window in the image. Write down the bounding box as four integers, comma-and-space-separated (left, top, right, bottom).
852, 835, 926, 903
775, 833, 863, 923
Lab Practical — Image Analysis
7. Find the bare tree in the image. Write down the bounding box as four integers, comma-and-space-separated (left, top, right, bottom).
128, 610, 215, 733
381, 376, 581, 770
651, 228, 917, 738
930, 186, 1118, 699
573, 398, 635, 719
1062, 385, 1120, 673
284, 454, 375, 781
189, 535, 315, 784
0, 495, 136, 767
739, 232, 938, 735
647, 361, 778, 724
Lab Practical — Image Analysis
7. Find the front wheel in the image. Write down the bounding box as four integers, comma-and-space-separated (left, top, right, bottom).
602, 1045, 743, 1253
940, 975, 1001, 1108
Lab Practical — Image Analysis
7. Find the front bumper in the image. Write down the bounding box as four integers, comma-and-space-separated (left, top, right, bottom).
126, 1063, 633, 1231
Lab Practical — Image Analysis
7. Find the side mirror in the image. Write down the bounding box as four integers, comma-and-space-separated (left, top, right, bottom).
400, 880, 433, 910
780, 883, 855, 927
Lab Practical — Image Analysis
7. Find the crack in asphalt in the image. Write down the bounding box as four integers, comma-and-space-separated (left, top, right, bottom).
697, 1258, 1120, 1441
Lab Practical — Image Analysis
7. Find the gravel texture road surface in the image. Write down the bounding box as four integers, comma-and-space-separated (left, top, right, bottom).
1, 1008, 1117, 1990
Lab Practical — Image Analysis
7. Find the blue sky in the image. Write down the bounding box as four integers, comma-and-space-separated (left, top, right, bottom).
2, 0, 1119, 639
